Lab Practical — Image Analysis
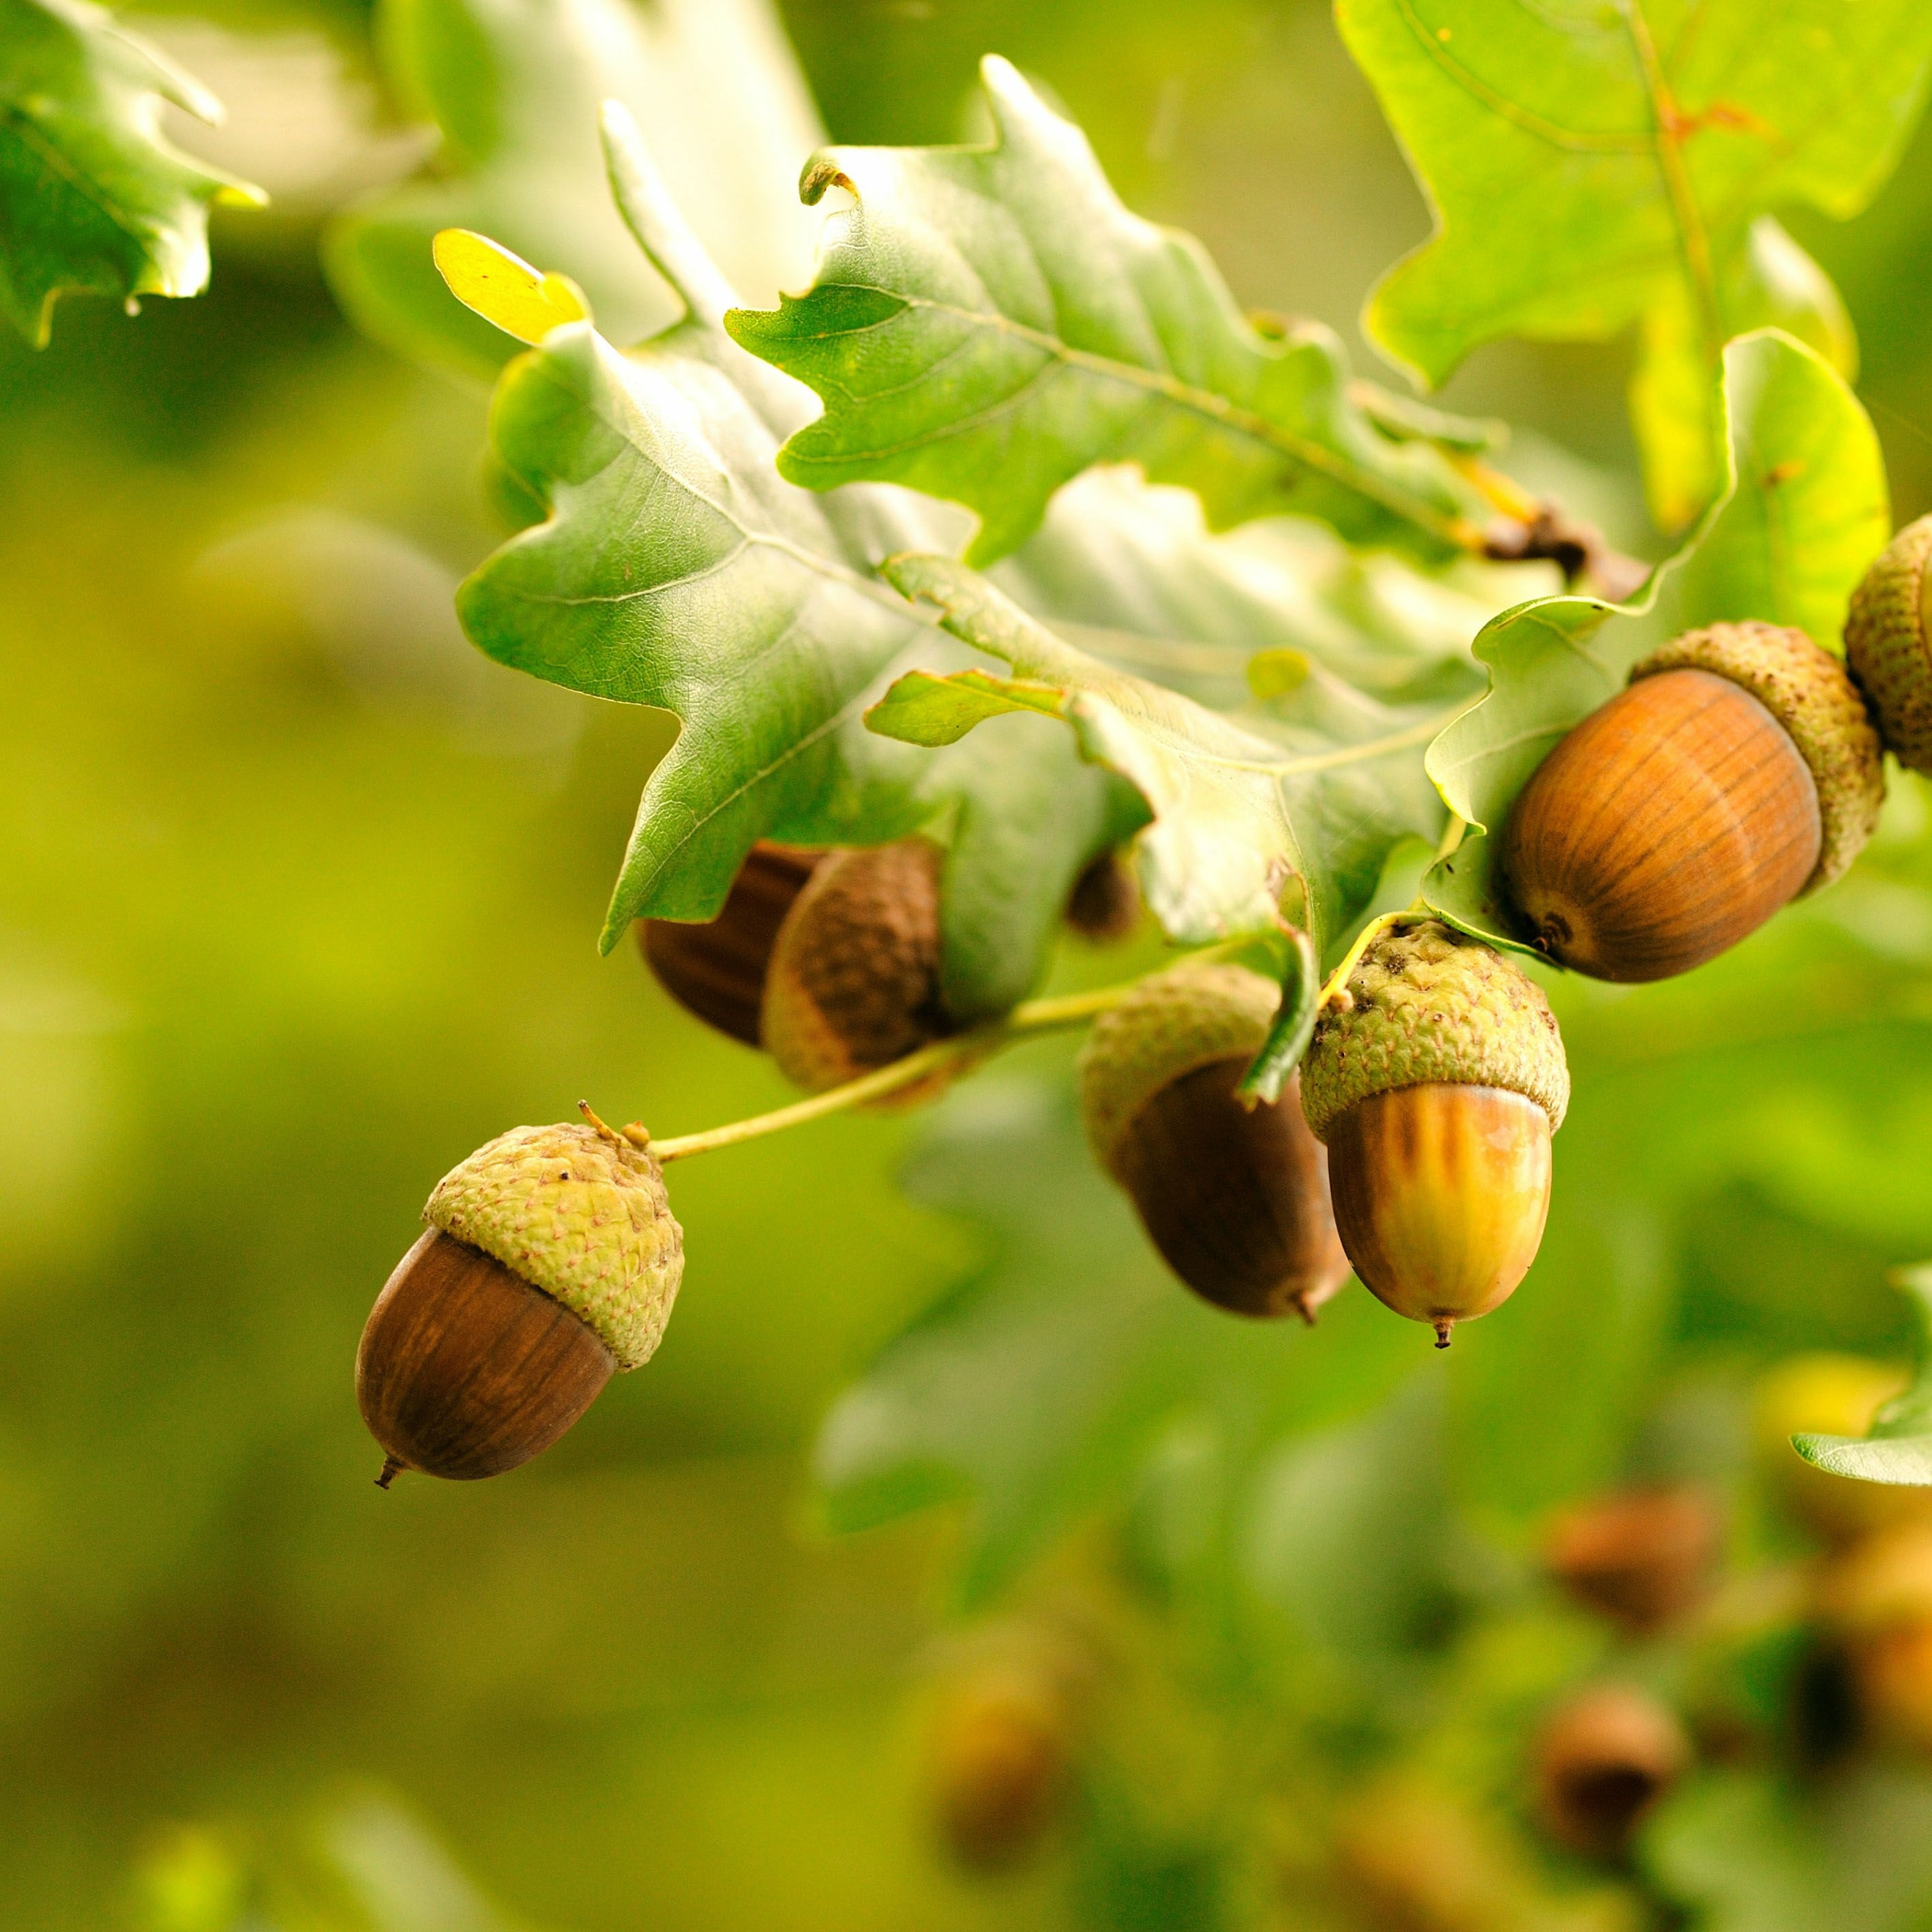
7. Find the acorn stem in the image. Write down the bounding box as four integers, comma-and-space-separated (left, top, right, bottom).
1316, 905, 1426, 1015
375, 1455, 404, 1489
649, 940, 1263, 1164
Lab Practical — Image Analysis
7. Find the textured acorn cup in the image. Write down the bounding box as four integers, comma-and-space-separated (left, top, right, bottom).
638, 842, 824, 1045
1847, 514, 1932, 773
1302, 922, 1568, 1343
761, 837, 954, 1094
1544, 1484, 1721, 1634
357, 1117, 683, 1482
1502, 623, 1884, 981
1533, 1685, 1690, 1859
1080, 963, 1350, 1321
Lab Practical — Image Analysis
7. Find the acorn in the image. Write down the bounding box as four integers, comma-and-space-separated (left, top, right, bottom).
1754, 1353, 1930, 1544
1818, 1522, 1932, 1750
1300, 921, 1567, 1345
1544, 1484, 1722, 1635
1846, 515, 1932, 771
356, 1109, 683, 1483
1079, 962, 1350, 1321
761, 837, 956, 1093
1502, 622, 1884, 981
638, 841, 824, 1045
1533, 1685, 1690, 1859
1065, 847, 1142, 943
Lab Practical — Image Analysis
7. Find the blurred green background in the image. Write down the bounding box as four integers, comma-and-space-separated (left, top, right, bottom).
12, 1, 1932, 1926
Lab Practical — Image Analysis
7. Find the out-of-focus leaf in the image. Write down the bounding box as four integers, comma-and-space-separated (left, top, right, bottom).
455, 115, 1139, 1016
1336, 0, 1932, 526
724, 57, 1497, 567
1645, 1773, 1832, 1932
325, 0, 822, 381
813, 1075, 1416, 1607
1422, 331, 1886, 949
1794, 1266, 1932, 1485
873, 554, 1450, 968
0, 0, 262, 345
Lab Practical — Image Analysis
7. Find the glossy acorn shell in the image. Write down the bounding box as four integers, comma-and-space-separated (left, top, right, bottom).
1109, 1061, 1349, 1321
1544, 1484, 1720, 1634
639, 842, 823, 1045
356, 1227, 616, 1482
761, 838, 953, 1094
1533, 1685, 1689, 1859
1502, 667, 1821, 981
1324, 1083, 1552, 1344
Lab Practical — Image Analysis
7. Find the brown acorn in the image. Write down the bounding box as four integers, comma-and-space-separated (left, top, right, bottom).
1300, 922, 1568, 1345
1065, 848, 1142, 943
1533, 1685, 1690, 1859
927, 1660, 1078, 1871
1079, 962, 1350, 1321
357, 1110, 683, 1483
1502, 623, 1884, 981
1846, 514, 1932, 772
1819, 1522, 1932, 1750
761, 837, 956, 1093
638, 841, 824, 1045
1544, 1485, 1722, 1635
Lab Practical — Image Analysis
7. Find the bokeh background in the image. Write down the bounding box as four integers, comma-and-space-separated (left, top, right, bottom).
11, 1, 1932, 1926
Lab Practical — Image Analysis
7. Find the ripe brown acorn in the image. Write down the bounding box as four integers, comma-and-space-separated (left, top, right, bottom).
1502, 623, 1884, 981
1079, 963, 1350, 1321
638, 841, 824, 1045
1300, 922, 1568, 1345
1543, 1485, 1721, 1635
1533, 1685, 1690, 1859
357, 1111, 683, 1483
761, 837, 956, 1093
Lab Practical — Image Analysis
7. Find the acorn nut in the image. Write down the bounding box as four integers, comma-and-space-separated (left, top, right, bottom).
1080, 962, 1350, 1321
761, 838, 957, 1094
1847, 514, 1932, 772
638, 840, 824, 1045
1301, 921, 1567, 1345
1502, 622, 1884, 981
1544, 1484, 1721, 1634
1533, 1685, 1690, 1859
357, 1112, 683, 1483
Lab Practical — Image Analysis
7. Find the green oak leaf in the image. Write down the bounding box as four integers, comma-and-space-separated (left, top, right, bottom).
0, 0, 262, 344
325, 0, 824, 382
1337, 0, 1932, 529
1793, 1265, 1932, 1486
1421, 330, 1886, 948
455, 109, 1140, 1019
723, 55, 1497, 569
871, 553, 1453, 983
813, 1075, 1415, 1606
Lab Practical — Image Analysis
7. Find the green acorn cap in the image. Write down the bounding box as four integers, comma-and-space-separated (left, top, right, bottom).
426, 1119, 683, 1370
1631, 621, 1884, 892
1300, 921, 1568, 1143
1846, 515, 1932, 775
1079, 962, 1280, 1173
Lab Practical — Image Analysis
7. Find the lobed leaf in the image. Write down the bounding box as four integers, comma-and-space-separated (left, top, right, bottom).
1337, 0, 1932, 528
1421, 330, 1887, 949
723, 56, 1500, 568
0, 0, 262, 344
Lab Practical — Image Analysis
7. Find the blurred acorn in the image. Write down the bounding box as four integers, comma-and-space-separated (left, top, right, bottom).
1065, 846, 1142, 942
761, 838, 958, 1094
1544, 1485, 1721, 1635
1533, 1684, 1690, 1860
1502, 623, 1882, 981
1301, 920, 1568, 1345
1080, 961, 1349, 1321
1819, 1521, 1932, 1750
357, 1110, 682, 1483
1846, 514, 1932, 771
1754, 1353, 1928, 1543
638, 841, 824, 1045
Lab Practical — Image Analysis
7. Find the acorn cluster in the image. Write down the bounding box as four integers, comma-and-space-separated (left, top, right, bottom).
352, 521, 1932, 1487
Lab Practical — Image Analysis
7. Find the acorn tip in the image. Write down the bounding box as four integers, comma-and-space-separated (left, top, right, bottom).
1434, 1320, 1453, 1350
375, 1455, 404, 1489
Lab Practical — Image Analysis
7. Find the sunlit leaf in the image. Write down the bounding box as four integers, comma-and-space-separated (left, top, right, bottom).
1337, 0, 1932, 527
724, 56, 1499, 567
0, 0, 262, 345
432, 227, 588, 345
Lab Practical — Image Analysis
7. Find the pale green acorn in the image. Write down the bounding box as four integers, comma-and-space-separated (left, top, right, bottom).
357, 1112, 683, 1484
